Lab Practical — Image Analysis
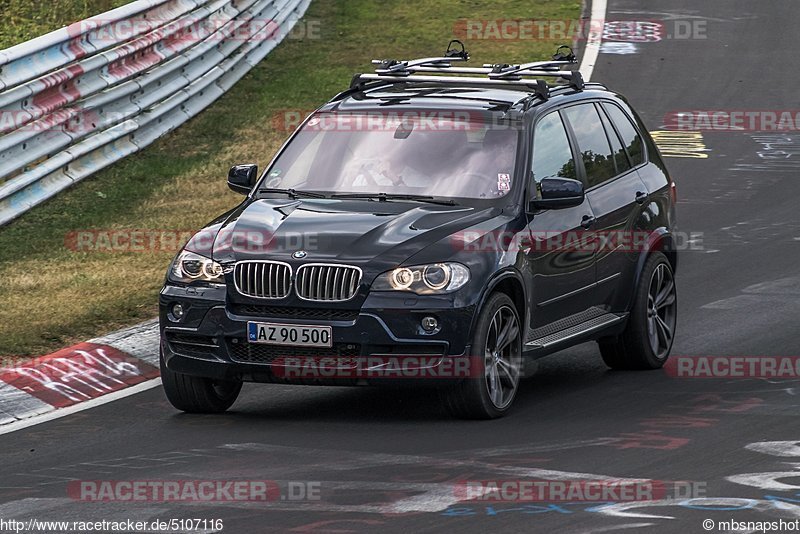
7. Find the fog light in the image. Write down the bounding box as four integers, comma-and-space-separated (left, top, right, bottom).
421, 316, 439, 333
170, 303, 185, 322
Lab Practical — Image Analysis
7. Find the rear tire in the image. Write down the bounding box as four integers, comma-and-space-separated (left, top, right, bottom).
600, 252, 677, 370
161, 350, 242, 413
441, 293, 523, 419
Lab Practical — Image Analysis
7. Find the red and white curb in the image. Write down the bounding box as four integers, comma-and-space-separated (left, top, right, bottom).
0, 320, 160, 433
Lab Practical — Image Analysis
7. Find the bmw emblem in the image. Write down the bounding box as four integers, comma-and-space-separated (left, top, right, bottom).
293, 250, 307, 259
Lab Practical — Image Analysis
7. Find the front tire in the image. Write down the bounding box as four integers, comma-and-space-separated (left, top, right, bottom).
442, 293, 523, 419
161, 350, 242, 413
600, 252, 677, 370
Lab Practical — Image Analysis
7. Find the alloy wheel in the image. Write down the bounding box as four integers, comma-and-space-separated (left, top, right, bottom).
646, 263, 677, 360
484, 305, 522, 409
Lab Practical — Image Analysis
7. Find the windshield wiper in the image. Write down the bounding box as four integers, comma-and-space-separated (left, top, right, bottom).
259, 188, 327, 199
332, 192, 457, 206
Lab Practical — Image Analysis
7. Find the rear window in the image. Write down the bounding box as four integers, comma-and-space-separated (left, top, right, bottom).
602, 103, 645, 167
598, 104, 632, 174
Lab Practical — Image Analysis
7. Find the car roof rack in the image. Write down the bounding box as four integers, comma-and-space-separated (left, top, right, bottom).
348, 42, 585, 101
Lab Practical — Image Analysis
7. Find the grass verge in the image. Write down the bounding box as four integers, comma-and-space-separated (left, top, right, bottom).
0, 0, 133, 48
0, 0, 581, 356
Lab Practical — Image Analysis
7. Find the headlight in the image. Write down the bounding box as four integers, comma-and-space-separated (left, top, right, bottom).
169, 251, 225, 284
372, 263, 470, 294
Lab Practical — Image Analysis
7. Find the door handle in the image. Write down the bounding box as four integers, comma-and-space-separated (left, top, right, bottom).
581, 215, 596, 229
635, 191, 649, 205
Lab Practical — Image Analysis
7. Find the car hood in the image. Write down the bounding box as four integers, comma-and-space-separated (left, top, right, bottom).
187, 198, 502, 271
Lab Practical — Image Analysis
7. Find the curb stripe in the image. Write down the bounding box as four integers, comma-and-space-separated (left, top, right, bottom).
0, 320, 160, 430
0, 342, 159, 409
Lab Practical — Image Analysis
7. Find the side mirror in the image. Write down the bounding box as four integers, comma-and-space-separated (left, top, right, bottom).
228, 164, 258, 195
529, 177, 585, 211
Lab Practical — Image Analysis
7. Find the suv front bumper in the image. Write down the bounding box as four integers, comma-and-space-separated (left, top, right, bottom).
160, 284, 478, 385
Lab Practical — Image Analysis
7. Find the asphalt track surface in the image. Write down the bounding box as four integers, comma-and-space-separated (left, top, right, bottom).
3, 1, 800, 533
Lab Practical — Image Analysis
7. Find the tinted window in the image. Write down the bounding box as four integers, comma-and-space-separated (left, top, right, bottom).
563, 104, 616, 188
603, 103, 645, 166
598, 104, 631, 174
532, 112, 577, 185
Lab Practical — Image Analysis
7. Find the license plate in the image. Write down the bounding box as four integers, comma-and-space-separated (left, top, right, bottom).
248, 322, 333, 348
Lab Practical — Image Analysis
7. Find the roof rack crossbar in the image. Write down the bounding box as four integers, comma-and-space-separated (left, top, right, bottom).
353, 69, 585, 90
393, 61, 573, 76
486, 59, 576, 79
405, 66, 578, 79
373, 59, 575, 79
355, 73, 564, 91
372, 55, 468, 75
351, 44, 585, 99
373, 39, 471, 76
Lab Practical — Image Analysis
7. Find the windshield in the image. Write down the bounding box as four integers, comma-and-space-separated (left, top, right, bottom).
261, 112, 520, 200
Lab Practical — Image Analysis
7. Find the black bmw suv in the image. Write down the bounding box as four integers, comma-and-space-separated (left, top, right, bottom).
159, 44, 678, 419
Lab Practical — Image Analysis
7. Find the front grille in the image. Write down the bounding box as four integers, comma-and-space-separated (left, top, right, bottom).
229, 304, 360, 321
295, 264, 361, 302
166, 333, 219, 359
234, 261, 291, 299
228, 340, 361, 365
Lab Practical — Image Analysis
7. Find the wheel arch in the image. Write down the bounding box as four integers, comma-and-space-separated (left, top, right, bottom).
470, 268, 527, 340
628, 228, 677, 310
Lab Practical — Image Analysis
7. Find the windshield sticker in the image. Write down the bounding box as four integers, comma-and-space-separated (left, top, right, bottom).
498, 173, 511, 192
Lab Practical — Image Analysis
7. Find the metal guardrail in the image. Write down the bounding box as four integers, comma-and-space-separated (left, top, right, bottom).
0, 0, 310, 226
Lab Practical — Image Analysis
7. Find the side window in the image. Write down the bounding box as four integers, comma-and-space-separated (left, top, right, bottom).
531, 112, 577, 186
602, 103, 645, 167
598, 104, 631, 174
563, 104, 617, 188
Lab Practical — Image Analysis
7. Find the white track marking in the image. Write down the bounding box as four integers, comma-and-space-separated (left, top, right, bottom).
746, 441, 800, 457
595, 498, 791, 520
576, 524, 656, 533
0, 379, 161, 436
580, 0, 608, 80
